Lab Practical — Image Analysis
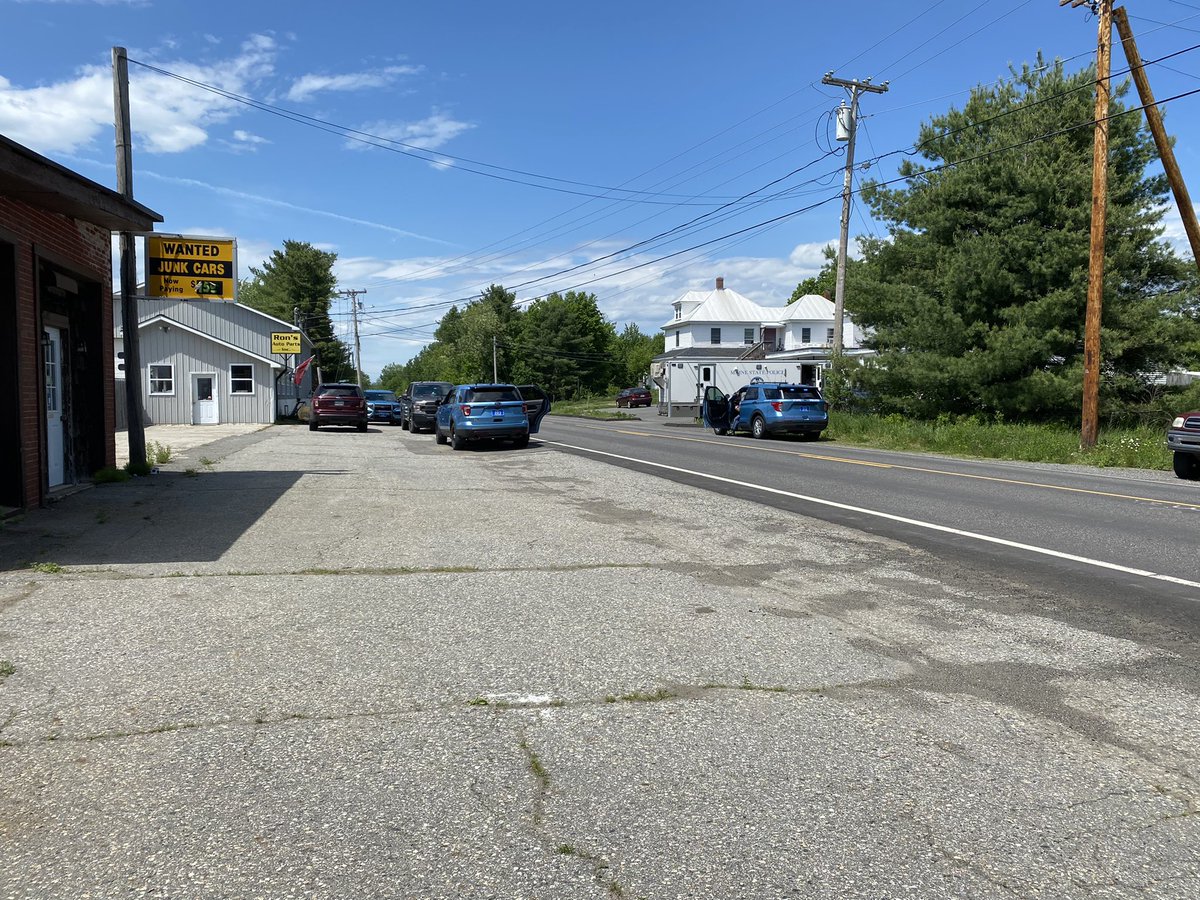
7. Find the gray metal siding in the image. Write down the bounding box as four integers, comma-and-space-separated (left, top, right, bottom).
121, 299, 313, 425
140, 322, 275, 425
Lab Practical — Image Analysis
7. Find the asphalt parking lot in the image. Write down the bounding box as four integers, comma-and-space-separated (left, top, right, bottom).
2, 420, 1198, 898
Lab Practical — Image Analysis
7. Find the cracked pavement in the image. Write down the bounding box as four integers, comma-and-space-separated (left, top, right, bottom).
0, 423, 1198, 898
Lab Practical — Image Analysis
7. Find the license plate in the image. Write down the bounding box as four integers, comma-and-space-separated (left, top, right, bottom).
492, 409, 504, 418
335, 400, 345, 407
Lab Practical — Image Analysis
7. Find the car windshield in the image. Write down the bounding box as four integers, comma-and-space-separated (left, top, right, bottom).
365, 391, 395, 401
465, 386, 520, 403
317, 386, 360, 397
413, 383, 452, 399
780, 386, 821, 400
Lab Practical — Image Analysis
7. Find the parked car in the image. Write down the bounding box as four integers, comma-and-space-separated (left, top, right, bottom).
308, 382, 368, 432
434, 383, 550, 450
1167, 410, 1200, 479
615, 386, 652, 408
701, 382, 828, 440
364, 389, 402, 425
401, 381, 454, 433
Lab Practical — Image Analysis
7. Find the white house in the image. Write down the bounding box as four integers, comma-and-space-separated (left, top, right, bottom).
653, 277, 871, 417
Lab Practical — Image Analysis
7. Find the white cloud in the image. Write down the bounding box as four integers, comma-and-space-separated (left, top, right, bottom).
286, 65, 422, 102
354, 111, 474, 152
231, 129, 270, 145
0, 34, 278, 156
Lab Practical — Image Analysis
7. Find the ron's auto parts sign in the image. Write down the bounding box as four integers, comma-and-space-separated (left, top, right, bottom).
146, 235, 237, 300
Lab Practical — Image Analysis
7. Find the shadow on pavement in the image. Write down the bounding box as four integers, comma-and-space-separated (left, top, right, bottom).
0, 469, 320, 570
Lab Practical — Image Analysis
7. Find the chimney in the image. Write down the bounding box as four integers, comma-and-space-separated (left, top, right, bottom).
715, 277, 725, 291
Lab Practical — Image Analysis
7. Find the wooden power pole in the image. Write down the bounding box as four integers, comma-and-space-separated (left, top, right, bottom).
112, 47, 146, 468
821, 72, 888, 358
1061, 0, 1112, 450
1113, 5, 1200, 269
336, 289, 366, 387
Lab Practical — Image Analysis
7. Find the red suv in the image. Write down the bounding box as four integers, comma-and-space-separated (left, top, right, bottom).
309, 383, 368, 432
616, 387, 652, 408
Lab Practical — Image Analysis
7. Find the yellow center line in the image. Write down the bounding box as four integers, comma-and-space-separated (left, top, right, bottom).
553, 420, 1200, 511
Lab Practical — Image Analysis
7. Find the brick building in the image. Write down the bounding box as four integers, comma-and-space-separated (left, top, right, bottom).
0, 134, 161, 513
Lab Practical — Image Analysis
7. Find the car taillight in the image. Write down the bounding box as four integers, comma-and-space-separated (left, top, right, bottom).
771, 401, 782, 412
461, 404, 472, 416
522, 402, 528, 415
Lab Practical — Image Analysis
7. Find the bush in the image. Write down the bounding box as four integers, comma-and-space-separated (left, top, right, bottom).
145, 440, 172, 465
125, 460, 153, 477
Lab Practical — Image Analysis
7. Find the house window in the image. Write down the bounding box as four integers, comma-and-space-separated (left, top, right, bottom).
710, 327, 721, 345
674, 307, 681, 320
702, 367, 712, 381
230, 364, 254, 394
675, 332, 680, 347
149, 364, 174, 395
826, 327, 835, 344
801, 327, 811, 343
744, 328, 754, 344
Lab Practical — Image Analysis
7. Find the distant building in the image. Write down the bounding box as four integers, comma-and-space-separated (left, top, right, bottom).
0, 133, 161, 513
653, 277, 872, 417
114, 296, 315, 427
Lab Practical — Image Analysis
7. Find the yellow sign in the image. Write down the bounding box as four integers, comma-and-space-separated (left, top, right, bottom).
146, 235, 236, 300
271, 332, 302, 355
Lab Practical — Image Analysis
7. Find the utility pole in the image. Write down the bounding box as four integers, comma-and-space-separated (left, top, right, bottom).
822, 72, 888, 357
1113, 5, 1200, 269
492, 335, 498, 382
336, 289, 366, 388
112, 47, 145, 468
1061, 0, 1112, 449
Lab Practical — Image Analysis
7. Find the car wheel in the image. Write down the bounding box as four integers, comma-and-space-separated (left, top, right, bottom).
402, 416, 409, 431
751, 415, 767, 439
435, 425, 447, 445
450, 426, 465, 451
357, 420, 368, 432
713, 427, 727, 436
1174, 451, 1200, 480
308, 417, 318, 431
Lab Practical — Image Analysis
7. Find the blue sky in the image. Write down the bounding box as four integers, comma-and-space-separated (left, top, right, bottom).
4, 0, 1200, 380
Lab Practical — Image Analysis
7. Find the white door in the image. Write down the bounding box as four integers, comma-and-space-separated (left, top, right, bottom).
192, 374, 218, 424
44, 327, 65, 486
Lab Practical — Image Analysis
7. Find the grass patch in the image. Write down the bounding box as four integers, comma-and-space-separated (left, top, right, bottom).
551, 395, 646, 420
92, 466, 130, 484
466, 697, 490, 706
29, 562, 63, 574
0, 660, 14, 680
556, 844, 576, 856
125, 459, 152, 477
826, 412, 1172, 470
198, 456, 216, 468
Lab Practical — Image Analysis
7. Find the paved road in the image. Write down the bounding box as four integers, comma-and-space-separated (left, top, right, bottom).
1, 419, 1198, 898
540, 414, 1200, 604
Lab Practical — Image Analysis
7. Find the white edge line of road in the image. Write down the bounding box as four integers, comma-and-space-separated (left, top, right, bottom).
544, 440, 1200, 592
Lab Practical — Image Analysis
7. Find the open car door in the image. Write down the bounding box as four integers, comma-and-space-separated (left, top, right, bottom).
701, 385, 731, 434
517, 385, 551, 434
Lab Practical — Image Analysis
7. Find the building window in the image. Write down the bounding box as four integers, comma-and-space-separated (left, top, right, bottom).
710, 327, 721, 345
674, 307, 681, 320
230, 363, 254, 394
826, 327, 835, 344
744, 328, 754, 344
801, 327, 811, 343
675, 332, 680, 347
149, 364, 174, 395
702, 367, 712, 381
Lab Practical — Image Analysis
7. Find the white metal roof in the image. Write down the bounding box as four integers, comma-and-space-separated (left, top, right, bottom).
661, 286, 772, 329
782, 293, 838, 321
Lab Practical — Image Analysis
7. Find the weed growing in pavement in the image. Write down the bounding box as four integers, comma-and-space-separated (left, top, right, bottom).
145, 441, 173, 465
92, 466, 130, 484
0, 660, 15, 681
29, 562, 63, 574
466, 698, 490, 706
125, 460, 152, 477
557, 845, 576, 856
616, 688, 674, 703
520, 739, 549, 784
740, 677, 788, 693
183, 468, 199, 477
199, 456, 216, 468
